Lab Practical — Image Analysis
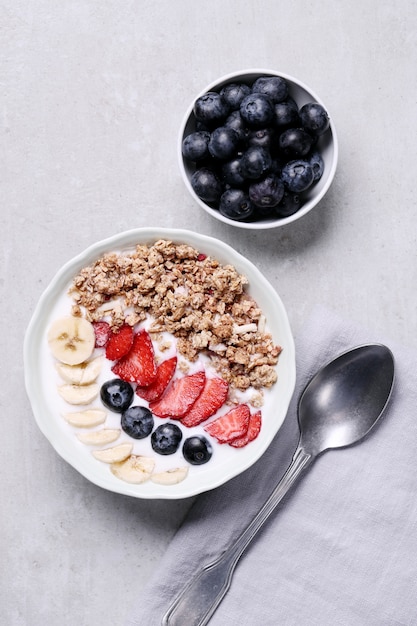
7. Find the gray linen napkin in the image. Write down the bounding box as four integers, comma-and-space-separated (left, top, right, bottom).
126, 306, 417, 626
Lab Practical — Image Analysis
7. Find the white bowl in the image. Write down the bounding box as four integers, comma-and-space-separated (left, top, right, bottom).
24, 228, 295, 499
178, 69, 338, 229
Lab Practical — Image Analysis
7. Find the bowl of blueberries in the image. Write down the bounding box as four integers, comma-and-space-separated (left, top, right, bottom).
179, 69, 338, 229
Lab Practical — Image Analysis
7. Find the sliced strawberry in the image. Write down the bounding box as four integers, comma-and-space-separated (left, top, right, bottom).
105, 323, 134, 361
204, 404, 250, 443
92, 321, 111, 348
229, 410, 262, 448
111, 329, 157, 386
180, 377, 229, 427
136, 356, 178, 403
149, 371, 206, 418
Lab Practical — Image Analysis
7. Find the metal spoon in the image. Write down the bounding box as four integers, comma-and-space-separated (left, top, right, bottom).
162, 343, 395, 626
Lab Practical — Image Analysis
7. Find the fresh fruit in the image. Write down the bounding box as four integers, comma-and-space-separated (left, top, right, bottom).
92, 321, 111, 348
121, 405, 154, 439
105, 323, 134, 361
281, 160, 315, 193
180, 377, 229, 427
58, 383, 99, 405
204, 404, 250, 443
229, 410, 262, 448
191, 168, 222, 204
151, 423, 183, 455
136, 356, 177, 402
299, 102, 330, 135
219, 188, 254, 221
182, 436, 213, 465
149, 371, 206, 418
182, 74, 332, 222
62, 408, 107, 428
249, 175, 285, 210
150, 467, 189, 485
100, 378, 134, 413
110, 455, 155, 484
48, 316, 95, 365
111, 329, 157, 386
76, 428, 121, 445
92, 443, 133, 463
274, 191, 302, 218
55, 356, 103, 385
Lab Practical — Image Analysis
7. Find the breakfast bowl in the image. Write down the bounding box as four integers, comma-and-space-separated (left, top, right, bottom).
178, 69, 338, 229
24, 228, 296, 499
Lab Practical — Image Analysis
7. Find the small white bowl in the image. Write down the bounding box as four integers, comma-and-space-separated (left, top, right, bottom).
178, 69, 338, 229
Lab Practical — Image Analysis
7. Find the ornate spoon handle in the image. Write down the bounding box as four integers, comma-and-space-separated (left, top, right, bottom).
162, 446, 312, 626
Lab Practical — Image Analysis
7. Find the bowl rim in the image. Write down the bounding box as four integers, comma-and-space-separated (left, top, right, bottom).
178, 68, 339, 230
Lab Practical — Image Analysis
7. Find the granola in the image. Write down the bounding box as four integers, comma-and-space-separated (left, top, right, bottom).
69, 239, 282, 392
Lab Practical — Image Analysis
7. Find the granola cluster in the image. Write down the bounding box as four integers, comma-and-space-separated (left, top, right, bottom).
69, 239, 281, 393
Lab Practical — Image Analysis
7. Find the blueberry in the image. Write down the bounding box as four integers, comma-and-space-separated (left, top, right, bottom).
307, 150, 325, 181
249, 174, 284, 209
191, 168, 222, 204
182, 436, 213, 465
299, 102, 330, 136
222, 158, 246, 188
194, 92, 230, 125
224, 110, 250, 143
182, 131, 210, 162
274, 191, 302, 218
100, 379, 133, 413
220, 82, 251, 110
240, 146, 271, 180
273, 100, 300, 130
240, 93, 274, 128
247, 128, 275, 151
219, 188, 254, 221
208, 126, 239, 160
151, 423, 183, 455
251, 75, 289, 103
279, 128, 314, 157
121, 405, 154, 439
281, 160, 314, 193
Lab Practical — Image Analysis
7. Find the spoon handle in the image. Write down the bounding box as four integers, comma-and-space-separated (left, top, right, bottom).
161, 445, 313, 626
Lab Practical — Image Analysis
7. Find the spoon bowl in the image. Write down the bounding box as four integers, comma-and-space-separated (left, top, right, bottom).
299, 344, 395, 455
163, 343, 395, 626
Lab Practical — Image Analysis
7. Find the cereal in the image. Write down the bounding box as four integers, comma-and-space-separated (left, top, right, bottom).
69, 239, 281, 391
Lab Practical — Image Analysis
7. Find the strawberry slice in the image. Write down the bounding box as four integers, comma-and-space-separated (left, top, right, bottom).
229, 410, 262, 448
149, 371, 206, 418
105, 323, 134, 361
136, 356, 178, 403
180, 377, 229, 427
92, 321, 111, 348
111, 329, 157, 386
204, 404, 250, 443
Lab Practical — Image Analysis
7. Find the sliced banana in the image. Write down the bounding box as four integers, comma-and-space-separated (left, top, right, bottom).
76, 428, 121, 445
92, 443, 133, 464
56, 356, 103, 385
150, 466, 189, 485
58, 383, 99, 405
63, 408, 106, 428
48, 316, 95, 365
110, 455, 155, 484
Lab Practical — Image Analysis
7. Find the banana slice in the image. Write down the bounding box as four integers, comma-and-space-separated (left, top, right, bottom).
58, 383, 99, 405
63, 408, 106, 428
92, 443, 133, 463
110, 455, 155, 484
56, 356, 103, 385
150, 467, 189, 485
48, 316, 95, 365
76, 428, 121, 445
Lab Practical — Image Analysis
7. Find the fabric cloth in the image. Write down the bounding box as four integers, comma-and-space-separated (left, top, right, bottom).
126, 306, 417, 626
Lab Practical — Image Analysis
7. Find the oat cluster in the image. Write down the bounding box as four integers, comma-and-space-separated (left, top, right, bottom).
69, 239, 281, 392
